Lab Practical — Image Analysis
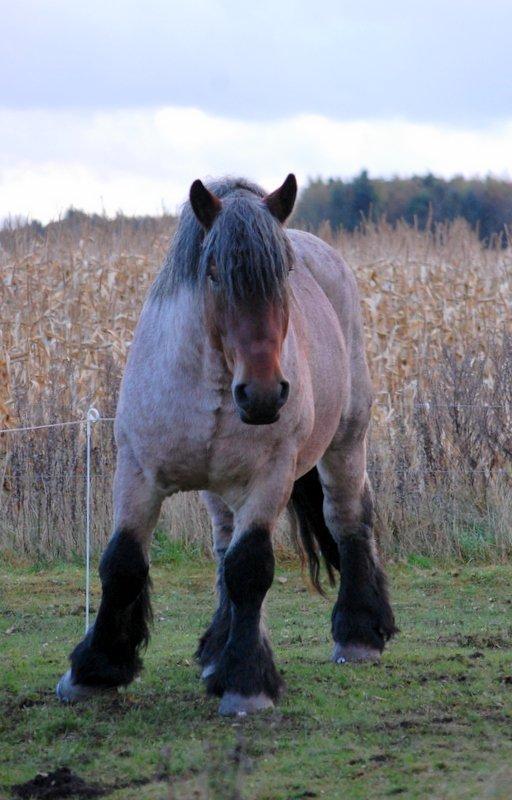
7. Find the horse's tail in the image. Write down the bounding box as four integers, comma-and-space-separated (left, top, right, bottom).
288, 466, 340, 596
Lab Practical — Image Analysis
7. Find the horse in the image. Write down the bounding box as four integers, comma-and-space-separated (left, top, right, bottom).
56, 174, 396, 715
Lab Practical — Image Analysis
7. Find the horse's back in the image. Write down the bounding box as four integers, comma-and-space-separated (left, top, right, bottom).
288, 229, 360, 336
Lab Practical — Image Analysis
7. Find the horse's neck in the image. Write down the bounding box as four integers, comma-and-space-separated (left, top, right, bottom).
142, 289, 227, 391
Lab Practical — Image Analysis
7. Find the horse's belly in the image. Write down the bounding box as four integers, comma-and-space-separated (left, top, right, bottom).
295, 369, 347, 477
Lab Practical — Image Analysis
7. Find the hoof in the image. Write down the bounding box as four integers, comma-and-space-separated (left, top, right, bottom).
332, 643, 381, 664
218, 692, 275, 717
201, 663, 216, 680
56, 670, 117, 703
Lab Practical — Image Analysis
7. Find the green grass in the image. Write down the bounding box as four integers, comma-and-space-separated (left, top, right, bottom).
1, 550, 512, 799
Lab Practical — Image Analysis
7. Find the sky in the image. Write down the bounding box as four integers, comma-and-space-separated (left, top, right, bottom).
2, 0, 512, 222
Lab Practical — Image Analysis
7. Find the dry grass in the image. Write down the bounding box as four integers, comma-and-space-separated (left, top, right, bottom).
1, 215, 511, 560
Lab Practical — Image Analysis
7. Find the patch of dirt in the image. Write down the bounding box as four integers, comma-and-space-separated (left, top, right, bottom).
12, 768, 106, 799
348, 753, 394, 766
16, 695, 48, 710
373, 713, 460, 735
2, 691, 50, 718
437, 632, 512, 649
370, 753, 395, 763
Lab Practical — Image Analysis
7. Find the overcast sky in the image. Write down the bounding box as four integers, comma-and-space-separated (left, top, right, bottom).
2, 0, 512, 222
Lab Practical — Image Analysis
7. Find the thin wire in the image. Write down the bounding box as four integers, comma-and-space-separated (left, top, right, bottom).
0, 419, 83, 434
1, 402, 511, 436
0, 417, 115, 434
375, 402, 509, 409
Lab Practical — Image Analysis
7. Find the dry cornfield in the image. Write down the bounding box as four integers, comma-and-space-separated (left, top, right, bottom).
1, 215, 511, 560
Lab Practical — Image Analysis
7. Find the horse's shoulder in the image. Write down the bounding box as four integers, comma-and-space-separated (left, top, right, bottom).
286, 229, 358, 297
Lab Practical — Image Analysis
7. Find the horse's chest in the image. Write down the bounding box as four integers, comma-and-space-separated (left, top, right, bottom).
147, 402, 221, 492
118, 378, 220, 492
205, 426, 273, 491
148, 403, 279, 495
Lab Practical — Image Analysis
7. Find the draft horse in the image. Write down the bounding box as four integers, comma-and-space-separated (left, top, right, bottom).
57, 175, 396, 714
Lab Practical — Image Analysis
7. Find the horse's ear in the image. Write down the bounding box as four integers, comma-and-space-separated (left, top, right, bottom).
264, 173, 298, 224
189, 179, 222, 229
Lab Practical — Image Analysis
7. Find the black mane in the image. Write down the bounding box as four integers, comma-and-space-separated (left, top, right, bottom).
152, 177, 293, 306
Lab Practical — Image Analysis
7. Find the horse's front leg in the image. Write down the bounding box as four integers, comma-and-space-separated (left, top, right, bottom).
196, 491, 233, 679
205, 471, 293, 716
56, 446, 163, 702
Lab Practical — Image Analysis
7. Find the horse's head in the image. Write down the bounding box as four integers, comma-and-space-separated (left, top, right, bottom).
190, 175, 297, 425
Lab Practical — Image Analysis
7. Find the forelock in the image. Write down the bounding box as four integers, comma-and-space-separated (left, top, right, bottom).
151, 177, 292, 305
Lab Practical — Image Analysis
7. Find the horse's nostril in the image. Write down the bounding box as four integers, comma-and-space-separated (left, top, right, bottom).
279, 381, 290, 404
234, 383, 249, 406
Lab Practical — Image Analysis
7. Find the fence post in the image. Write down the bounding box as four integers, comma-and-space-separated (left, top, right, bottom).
85, 407, 100, 632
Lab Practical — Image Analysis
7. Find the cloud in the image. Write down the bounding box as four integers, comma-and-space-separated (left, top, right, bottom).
1, 106, 512, 223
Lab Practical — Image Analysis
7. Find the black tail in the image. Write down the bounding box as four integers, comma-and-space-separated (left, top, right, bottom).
289, 467, 340, 595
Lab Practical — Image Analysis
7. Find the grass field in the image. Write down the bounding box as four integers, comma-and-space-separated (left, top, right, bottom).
2, 546, 511, 800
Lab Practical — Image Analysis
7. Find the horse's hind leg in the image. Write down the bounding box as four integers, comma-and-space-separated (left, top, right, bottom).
196, 491, 233, 679
56, 446, 163, 701
319, 432, 397, 663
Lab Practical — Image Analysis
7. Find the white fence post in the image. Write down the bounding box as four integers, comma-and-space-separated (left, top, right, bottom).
85, 407, 100, 632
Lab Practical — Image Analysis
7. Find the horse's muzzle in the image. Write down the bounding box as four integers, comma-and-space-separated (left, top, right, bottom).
233, 380, 289, 426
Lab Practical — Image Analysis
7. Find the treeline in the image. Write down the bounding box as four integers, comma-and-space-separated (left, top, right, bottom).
293, 172, 512, 242
0, 207, 177, 251
4, 175, 512, 246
